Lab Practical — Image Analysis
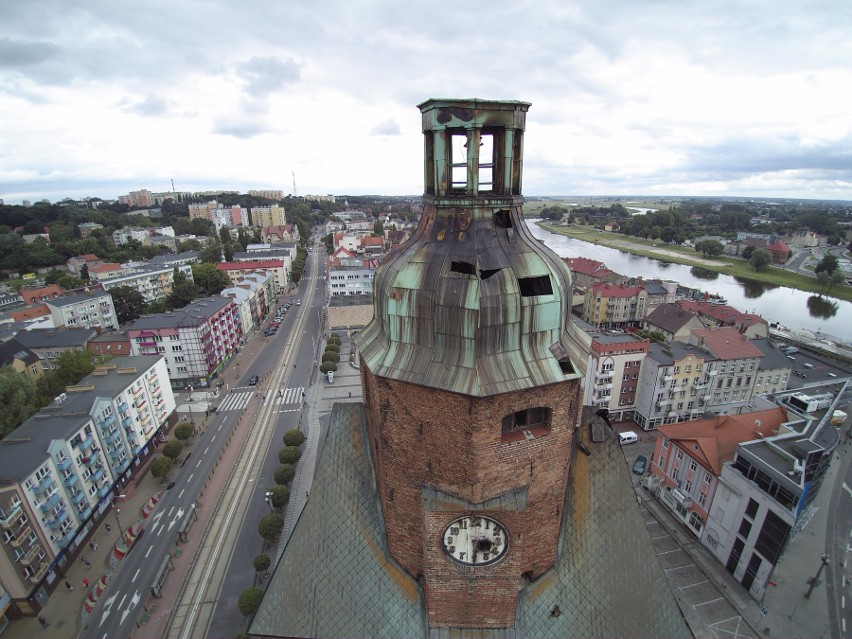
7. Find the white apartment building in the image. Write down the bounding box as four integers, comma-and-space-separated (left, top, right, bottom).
100, 264, 194, 303
46, 291, 117, 331
0, 356, 174, 614
327, 266, 374, 297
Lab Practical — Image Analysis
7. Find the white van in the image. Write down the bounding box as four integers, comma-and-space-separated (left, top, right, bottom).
618, 431, 638, 445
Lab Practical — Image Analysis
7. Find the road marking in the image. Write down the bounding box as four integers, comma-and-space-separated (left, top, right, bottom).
211, 435, 216, 441
167, 507, 174, 517
178, 489, 185, 499
99, 593, 118, 626
120, 590, 140, 625
197, 459, 202, 468
132, 569, 140, 582
188, 473, 194, 482
844, 483, 852, 498
204, 447, 209, 454
694, 597, 724, 607
842, 595, 845, 608
145, 545, 152, 558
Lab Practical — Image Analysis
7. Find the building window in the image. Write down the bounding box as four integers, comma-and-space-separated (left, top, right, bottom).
501, 407, 551, 434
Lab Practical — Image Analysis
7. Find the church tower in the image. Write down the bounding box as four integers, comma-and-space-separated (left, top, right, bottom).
356, 99, 584, 629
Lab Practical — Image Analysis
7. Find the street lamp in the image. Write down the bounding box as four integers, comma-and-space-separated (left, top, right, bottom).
264, 491, 274, 513
805, 553, 829, 598
113, 503, 123, 535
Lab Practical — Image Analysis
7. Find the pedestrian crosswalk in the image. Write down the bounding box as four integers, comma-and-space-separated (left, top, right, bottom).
216, 387, 306, 412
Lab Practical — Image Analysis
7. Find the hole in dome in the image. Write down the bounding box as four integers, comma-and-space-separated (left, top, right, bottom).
451, 261, 476, 276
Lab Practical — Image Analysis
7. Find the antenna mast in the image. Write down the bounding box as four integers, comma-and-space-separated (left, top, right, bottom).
292, 171, 297, 198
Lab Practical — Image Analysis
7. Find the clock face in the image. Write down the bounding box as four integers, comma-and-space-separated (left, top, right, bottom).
441, 515, 508, 566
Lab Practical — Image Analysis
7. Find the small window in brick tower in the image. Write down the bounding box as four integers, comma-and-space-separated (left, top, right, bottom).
501, 407, 551, 434
451, 132, 468, 191
478, 133, 494, 193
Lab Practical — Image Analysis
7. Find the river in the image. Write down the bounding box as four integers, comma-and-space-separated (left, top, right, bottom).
525, 220, 852, 342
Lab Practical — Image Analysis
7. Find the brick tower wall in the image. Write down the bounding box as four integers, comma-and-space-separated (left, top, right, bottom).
361, 361, 583, 627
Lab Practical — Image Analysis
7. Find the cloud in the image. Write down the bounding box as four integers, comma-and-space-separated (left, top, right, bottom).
237, 56, 301, 99
369, 119, 401, 136
0, 37, 61, 68
212, 115, 269, 140
117, 92, 175, 117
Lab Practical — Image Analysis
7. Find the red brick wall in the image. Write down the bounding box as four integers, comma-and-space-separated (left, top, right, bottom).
361, 361, 582, 627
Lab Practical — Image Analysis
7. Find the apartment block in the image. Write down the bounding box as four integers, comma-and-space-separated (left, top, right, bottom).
46, 291, 117, 331
100, 264, 194, 303
13, 329, 97, 374
582, 332, 649, 422
125, 298, 241, 387
581, 283, 647, 330
221, 272, 276, 335
0, 356, 174, 615
218, 261, 287, 290
328, 265, 374, 297
250, 205, 286, 228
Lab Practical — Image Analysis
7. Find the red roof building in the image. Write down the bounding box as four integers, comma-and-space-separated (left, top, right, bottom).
564, 257, 620, 288
217, 260, 287, 290
649, 407, 788, 537
678, 300, 768, 339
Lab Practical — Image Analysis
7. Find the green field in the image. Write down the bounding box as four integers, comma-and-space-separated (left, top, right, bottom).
539, 223, 852, 303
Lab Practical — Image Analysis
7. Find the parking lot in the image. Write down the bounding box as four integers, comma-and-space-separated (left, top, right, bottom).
618, 426, 759, 639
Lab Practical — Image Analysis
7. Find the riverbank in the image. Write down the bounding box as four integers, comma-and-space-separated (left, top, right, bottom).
537, 222, 852, 303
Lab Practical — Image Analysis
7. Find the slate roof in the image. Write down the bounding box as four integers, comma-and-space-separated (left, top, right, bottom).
14, 327, 98, 348
250, 403, 690, 639
125, 297, 233, 330
589, 283, 642, 298
645, 303, 700, 333
45, 290, 111, 308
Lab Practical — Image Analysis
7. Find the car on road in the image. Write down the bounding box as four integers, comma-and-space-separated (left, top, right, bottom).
249, 375, 260, 386
632, 455, 648, 475
296, 299, 302, 306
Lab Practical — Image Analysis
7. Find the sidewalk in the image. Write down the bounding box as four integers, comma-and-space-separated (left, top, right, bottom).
641, 438, 849, 639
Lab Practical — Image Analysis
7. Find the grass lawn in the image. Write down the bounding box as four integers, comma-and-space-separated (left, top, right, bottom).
539, 223, 852, 303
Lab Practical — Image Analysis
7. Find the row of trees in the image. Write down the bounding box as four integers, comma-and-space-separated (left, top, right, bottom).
238, 428, 307, 619
318, 335, 341, 375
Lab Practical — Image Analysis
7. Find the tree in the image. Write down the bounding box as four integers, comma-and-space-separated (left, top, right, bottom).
267, 484, 290, 509
0, 367, 40, 439
36, 349, 96, 405
748, 248, 772, 272
283, 429, 305, 447
279, 446, 302, 464
253, 553, 271, 575
830, 268, 846, 292
274, 464, 295, 485
151, 456, 172, 480
817, 270, 831, 293
815, 254, 839, 275
237, 587, 264, 618
192, 263, 231, 296
258, 513, 284, 542
110, 286, 145, 325
694, 240, 724, 258
373, 219, 385, 236
741, 245, 756, 260
166, 278, 199, 310
319, 361, 338, 374
174, 422, 194, 442
198, 239, 223, 263
162, 438, 184, 461
322, 351, 340, 365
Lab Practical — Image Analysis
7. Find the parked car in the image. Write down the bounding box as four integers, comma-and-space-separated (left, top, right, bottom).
249, 375, 260, 386
632, 455, 648, 475
296, 299, 302, 306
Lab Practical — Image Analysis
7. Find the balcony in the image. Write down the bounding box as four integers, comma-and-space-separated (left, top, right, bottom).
0, 505, 23, 529
122, 415, 133, 429
90, 467, 105, 483
29, 561, 49, 583
78, 505, 92, 520
118, 399, 128, 412
56, 457, 73, 471
134, 398, 147, 410
97, 484, 111, 498
46, 508, 68, 530
132, 386, 144, 399
31, 476, 53, 496
80, 435, 94, 451
8, 525, 31, 547
40, 493, 61, 513
81, 455, 98, 467
20, 545, 40, 566
57, 529, 75, 548
98, 413, 116, 429
105, 429, 121, 445
63, 473, 78, 487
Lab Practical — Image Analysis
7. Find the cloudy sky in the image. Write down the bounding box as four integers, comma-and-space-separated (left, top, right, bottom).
1, 0, 850, 204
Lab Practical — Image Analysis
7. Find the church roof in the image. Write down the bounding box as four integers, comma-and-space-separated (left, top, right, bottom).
249, 403, 690, 639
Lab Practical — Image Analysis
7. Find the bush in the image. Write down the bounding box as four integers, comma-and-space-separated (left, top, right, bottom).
327, 334, 341, 345
258, 513, 284, 541
174, 422, 194, 442
253, 553, 271, 574
274, 464, 296, 485
238, 587, 264, 618
323, 343, 340, 353
319, 361, 338, 374
279, 446, 302, 464
150, 456, 172, 479
321, 351, 340, 364
268, 484, 290, 509
162, 438, 183, 460
283, 429, 305, 447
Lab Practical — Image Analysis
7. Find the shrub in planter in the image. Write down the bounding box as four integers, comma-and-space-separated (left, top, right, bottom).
162, 438, 183, 460
238, 587, 263, 618
319, 361, 338, 374
279, 446, 302, 464
274, 464, 296, 486
268, 484, 290, 509
258, 513, 284, 541
323, 343, 340, 353
322, 351, 340, 364
283, 429, 305, 447
253, 553, 271, 574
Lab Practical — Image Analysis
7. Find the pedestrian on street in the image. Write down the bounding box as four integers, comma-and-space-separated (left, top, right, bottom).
82, 577, 89, 589
81, 555, 91, 568
65, 580, 73, 592
38, 615, 48, 629
105, 523, 112, 533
